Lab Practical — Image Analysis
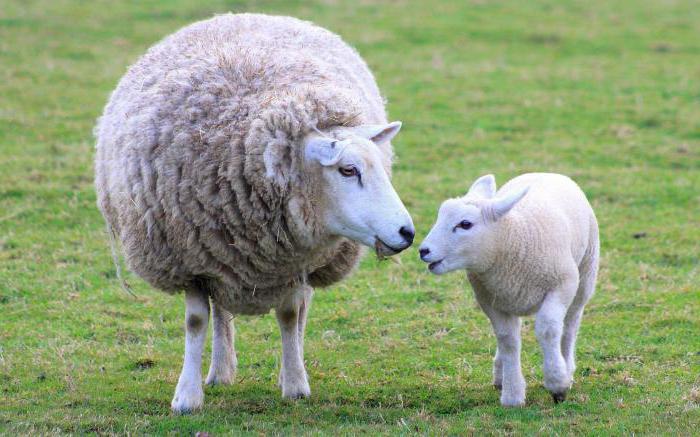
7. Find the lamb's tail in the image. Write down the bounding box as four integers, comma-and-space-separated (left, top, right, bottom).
106, 221, 137, 297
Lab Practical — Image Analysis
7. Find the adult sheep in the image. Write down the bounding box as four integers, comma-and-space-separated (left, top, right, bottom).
95, 13, 415, 413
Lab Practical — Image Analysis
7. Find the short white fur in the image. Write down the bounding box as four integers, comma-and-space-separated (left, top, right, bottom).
420, 173, 599, 406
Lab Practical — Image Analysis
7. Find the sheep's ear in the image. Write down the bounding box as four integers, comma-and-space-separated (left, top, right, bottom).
466, 174, 497, 199
304, 137, 347, 166
489, 186, 529, 221
348, 121, 402, 145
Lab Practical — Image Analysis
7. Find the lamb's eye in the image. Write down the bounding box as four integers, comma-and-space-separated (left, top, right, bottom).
338, 166, 359, 177
456, 220, 473, 231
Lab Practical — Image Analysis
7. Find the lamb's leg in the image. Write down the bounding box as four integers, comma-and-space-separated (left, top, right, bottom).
561, 306, 583, 382
171, 289, 210, 413
275, 288, 311, 399
480, 302, 526, 407
535, 291, 574, 403
205, 301, 237, 385
562, 265, 596, 380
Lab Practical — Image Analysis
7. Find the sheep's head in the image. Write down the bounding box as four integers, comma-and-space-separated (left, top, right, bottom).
419, 174, 529, 274
303, 122, 414, 257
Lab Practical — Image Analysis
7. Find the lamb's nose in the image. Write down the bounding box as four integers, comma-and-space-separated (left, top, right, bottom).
419, 247, 430, 260
399, 226, 415, 245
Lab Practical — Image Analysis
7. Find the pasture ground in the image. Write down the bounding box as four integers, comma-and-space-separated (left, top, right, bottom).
1, 0, 699, 434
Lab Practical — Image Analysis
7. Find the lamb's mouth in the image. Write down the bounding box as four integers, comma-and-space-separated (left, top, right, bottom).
374, 238, 403, 259
428, 259, 444, 271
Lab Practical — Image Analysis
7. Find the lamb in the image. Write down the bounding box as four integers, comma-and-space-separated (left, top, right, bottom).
419, 173, 599, 406
94, 13, 415, 413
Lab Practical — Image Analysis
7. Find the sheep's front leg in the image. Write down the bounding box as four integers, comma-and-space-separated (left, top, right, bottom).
205, 301, 237, 385
535, 292, 573, 403
278, 285, 313, 388
171, 290, 210, 413
276, 289, 311, 399
480, 302, 526, 407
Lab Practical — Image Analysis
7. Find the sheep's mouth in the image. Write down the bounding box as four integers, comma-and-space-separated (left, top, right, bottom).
428, 259, 444, 272
374, 238, 403, 259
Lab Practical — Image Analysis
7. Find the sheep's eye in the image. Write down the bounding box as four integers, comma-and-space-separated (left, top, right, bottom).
338, 166, 359, 177
455, 220, 473, 231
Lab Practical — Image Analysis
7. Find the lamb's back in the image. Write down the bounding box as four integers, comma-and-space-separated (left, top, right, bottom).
500, 173, 597, 267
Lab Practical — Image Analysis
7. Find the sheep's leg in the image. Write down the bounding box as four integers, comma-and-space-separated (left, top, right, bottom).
171, 289, 210, 413
562, 264, 596, 380
479, 301, 526, 407
205, 301, 237, 385
492, 346, 504, 390
561, 305, 583, 382
535, 291, 574, 403
279, 285, 313, 388
275, 289, 311, 399
297, 285, 313, 365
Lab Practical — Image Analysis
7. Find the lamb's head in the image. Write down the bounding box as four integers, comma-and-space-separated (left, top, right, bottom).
419, 174, 529, 274
304, 122, 414, 256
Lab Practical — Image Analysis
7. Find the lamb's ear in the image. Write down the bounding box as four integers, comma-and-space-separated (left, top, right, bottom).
489, 186, 529, 221
304, 137, 347, 166
466, 174, 497, 199
348, 121, 402, 146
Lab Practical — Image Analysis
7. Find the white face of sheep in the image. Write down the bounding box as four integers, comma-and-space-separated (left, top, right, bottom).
419, 174, 529, 274
304, 122, 415, 256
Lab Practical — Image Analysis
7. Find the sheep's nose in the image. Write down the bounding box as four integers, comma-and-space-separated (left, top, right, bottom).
399, 226, 415, 245
419, 247, 430, 261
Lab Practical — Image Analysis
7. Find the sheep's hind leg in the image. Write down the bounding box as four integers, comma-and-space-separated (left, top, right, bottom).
492, 346, 504, 390
275, 288, 311, 399
562, 264, 596, 382
561, 305, 583, 383
205, 301, 237, 385
171, 289, 210, 413
297, 286, 313, 370
535, 289, 575, 403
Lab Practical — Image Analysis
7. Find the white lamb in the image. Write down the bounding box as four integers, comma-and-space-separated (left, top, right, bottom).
419, 173, 599, 406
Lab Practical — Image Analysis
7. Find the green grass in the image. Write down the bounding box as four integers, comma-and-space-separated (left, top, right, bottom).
1, 0, 699, 434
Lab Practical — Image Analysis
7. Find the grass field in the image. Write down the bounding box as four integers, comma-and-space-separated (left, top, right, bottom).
1, 0, 699, 434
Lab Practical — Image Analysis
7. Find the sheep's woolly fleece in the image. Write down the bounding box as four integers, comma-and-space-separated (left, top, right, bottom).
95, 13, 392, 314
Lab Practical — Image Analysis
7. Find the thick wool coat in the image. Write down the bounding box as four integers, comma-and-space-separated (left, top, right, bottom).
95, 14, 391, 314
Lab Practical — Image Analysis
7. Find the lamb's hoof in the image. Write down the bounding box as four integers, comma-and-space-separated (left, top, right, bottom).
551, 391, 567, 403
171, 388, 204, 414
494, 383, 503, 391
284, 391, 310, 400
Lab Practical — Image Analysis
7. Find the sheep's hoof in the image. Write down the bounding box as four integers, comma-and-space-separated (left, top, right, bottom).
205, 376, 234, 386
494, 383, 503, 391
281, 379, 311, 400
171, 392, 204, 414
551, 391, 567, 403
205, 370, 236, 386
